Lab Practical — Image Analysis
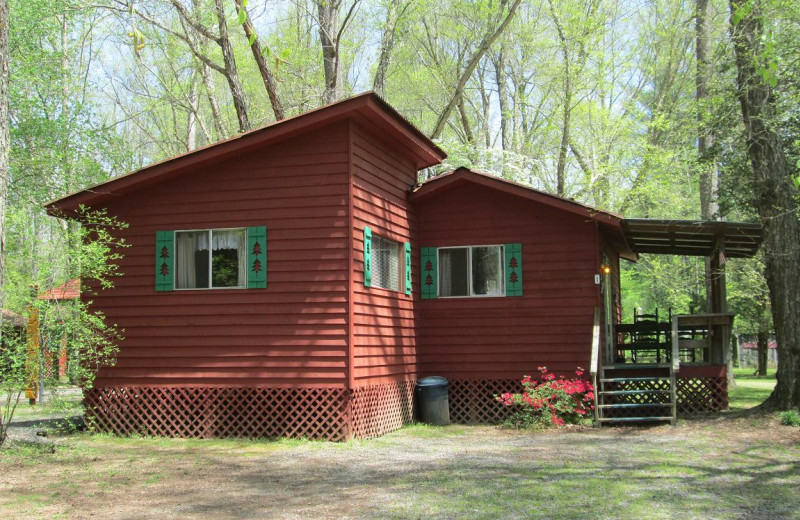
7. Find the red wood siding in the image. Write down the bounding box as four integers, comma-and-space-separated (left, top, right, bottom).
416, 182, 601, 379
350, 122, 418, 387
91, 124, 351, 388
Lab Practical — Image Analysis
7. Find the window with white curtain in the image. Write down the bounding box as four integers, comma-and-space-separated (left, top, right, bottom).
175, 229, 246, 289
372, 235, 401, 291
438, 245, 503, 297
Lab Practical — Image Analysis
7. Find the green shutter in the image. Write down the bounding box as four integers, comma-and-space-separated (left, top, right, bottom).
247, 226, 267, 289
155, 230, 174, 292
420, 247, 437, 299
404, 242, 412, 296
505, 243, 523, 296
363, 227, 372, 287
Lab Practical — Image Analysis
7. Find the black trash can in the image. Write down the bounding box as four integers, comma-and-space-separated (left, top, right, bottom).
415, 376, 451, 425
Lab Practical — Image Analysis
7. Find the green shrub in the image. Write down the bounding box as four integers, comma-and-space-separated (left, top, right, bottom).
779, 410, 800, 427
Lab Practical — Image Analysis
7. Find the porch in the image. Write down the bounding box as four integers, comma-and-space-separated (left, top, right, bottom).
592, 219, 763, 424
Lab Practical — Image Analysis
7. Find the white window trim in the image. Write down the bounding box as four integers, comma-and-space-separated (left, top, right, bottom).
174, 227, 247, 290
437, 244, 505, 298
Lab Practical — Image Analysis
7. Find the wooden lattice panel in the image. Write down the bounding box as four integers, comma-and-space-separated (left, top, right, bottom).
677, 376, 727, 416
350, 381, 415, 439
448, 379, 521, 424
84, 387, 349, 441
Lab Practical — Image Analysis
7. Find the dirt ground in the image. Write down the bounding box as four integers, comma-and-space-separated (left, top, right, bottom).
1, 415, 799, 520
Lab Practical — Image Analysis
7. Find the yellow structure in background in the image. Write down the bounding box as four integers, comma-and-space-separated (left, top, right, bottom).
25, 305, 39, 403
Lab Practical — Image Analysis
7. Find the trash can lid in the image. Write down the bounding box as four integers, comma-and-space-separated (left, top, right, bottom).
417, 376, 448, 387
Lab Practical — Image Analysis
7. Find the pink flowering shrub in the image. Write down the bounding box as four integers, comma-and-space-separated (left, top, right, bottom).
496, 367, 594, 428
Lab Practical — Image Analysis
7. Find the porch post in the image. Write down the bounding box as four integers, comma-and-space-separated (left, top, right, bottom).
709, 236, 727, 314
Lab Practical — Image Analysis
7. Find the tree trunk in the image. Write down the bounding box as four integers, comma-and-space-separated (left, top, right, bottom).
757, 330, 769, 377
0, 0, 9, 330
730, 0, 800, 409
697, 0, 720, 314
548, 0, 571, 196
372, 0, 399, 97
492, 46, 510, 151
213, 0, 250, 131
697, 0, 718, 221
233, 0, 285, 120
187, 72, 199, 150
317, 0, 340, 103
199, 62, 226, 139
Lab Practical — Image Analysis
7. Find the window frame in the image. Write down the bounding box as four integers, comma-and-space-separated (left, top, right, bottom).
370, 234, 403, 292
174, 227, 248, 291
437, 244, 505, 298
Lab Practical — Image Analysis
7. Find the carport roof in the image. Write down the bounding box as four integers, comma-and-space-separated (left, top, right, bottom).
621, 219, 763, 258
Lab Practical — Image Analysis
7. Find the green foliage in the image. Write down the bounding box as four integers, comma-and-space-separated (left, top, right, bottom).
0, 208, 128, 447
779, 410, 800, 426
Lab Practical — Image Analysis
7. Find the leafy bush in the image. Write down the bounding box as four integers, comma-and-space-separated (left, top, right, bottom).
496, 367, 594, 428
779, 410, 800, 427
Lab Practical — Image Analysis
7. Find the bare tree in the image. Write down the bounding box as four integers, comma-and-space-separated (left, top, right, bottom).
430, 0, 523, 140
373, 0, 409, 96
120, 0, 253, 131
233, 0, 285, 120
315, 0, 361, 103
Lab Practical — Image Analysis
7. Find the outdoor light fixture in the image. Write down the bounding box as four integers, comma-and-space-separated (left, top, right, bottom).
601, 264, 611, 274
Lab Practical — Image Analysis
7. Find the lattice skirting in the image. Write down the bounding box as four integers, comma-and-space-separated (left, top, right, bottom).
677, 376, 728, 416
350, 381, 415, 439
448, 376, 727, 423
84, 387, 349, 441
447, 379, 523, 424
600, 376, 728, 418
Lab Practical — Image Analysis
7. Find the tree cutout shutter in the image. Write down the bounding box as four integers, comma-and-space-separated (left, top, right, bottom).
247, 226, 267, 289
505, 243, 523, 296
404, 242, 412, 296
155, 231, 174, 292
420, 247, 437, 299
363, 227, 372, 287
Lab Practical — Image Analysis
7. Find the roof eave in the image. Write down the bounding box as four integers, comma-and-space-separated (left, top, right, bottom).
46, 92, 445, 216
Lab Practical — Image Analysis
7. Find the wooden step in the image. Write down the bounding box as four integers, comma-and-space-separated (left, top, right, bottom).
597, 416, 674, 423
601, 363, 670, 370
600, 377, 669, 383
598, 403, 671, 409
599, 389, 671, 396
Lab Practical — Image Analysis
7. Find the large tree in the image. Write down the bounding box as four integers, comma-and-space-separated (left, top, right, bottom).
730, 0, 800, 409
0, 0, 8, 324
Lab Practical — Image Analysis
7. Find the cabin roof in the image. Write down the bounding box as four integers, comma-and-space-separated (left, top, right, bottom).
38, 279, 81, 300
46, 92, 446, 215
1, 309, 26, 328
410, 167, 636, 260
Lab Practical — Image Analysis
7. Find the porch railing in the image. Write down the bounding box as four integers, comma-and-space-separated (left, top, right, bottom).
614, 313, 734, 368
590, 307, 601, 420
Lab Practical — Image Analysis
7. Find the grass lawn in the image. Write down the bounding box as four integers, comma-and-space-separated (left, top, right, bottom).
730, 367, 777, 411
0, 375, 795, 519
1, 418, 798, 519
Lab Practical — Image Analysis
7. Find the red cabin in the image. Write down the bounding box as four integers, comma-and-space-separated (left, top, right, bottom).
46, 93, 762, 439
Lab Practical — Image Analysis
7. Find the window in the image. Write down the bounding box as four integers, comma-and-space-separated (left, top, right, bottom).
439, 245, 504, 297
175, 229, 246, 289
372, 235, 401, 291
